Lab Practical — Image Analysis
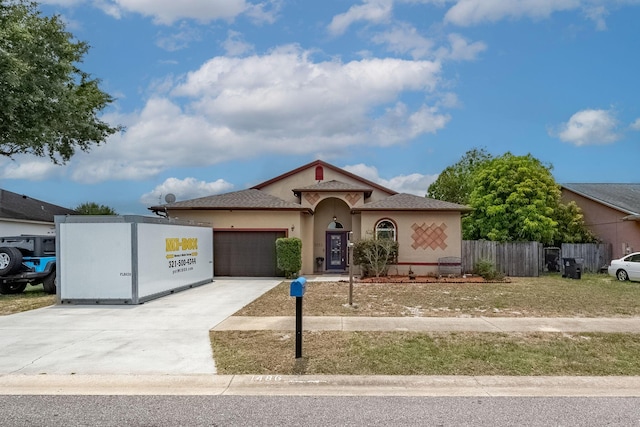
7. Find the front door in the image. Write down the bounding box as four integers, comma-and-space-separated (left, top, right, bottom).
326, 231, 347, 271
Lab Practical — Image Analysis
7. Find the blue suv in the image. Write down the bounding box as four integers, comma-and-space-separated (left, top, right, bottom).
0, 235, 56, 295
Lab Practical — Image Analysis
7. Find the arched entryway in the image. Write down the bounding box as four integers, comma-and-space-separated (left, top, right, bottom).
314, 197, 351, 272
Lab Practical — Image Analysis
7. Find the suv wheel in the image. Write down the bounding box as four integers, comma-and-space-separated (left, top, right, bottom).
0, 247, 23, 275
42, 271, 57, 294
0, 282, 27, 294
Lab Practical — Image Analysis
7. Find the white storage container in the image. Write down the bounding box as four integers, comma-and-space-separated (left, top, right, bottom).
55, 215, 213, 304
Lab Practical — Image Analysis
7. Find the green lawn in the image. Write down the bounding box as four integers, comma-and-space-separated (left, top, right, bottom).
0, 284, 55, 316
236, 274, 640, 317
212, 273, 640, 375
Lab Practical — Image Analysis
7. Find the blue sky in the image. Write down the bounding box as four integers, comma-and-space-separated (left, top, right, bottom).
3, 0, 640, 215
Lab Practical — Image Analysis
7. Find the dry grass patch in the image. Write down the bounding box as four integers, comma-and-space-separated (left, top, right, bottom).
211, 330, 640, 376
0, 285, 55, 316
236, 274, 640, 318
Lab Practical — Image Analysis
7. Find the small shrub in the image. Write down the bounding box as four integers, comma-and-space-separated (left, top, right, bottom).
353, 238, 398, 277
474, 259, 504, 281
276, 237, 302, 278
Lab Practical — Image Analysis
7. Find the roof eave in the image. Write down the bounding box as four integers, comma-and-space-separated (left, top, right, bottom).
352, 207, 472, 213
149, 206, 312, 213
561, 185, 637, 216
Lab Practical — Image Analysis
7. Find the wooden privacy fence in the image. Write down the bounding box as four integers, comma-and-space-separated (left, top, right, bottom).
462, 241, 613, 277
462, 241, 543, 277
560, 243, 612, 273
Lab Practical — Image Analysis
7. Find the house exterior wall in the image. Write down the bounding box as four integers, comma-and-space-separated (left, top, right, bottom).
164, 209, 319, 274
167, 209, 301, 235
359, 211, 463, 276
167, 208, 464, 276
562, 189, 640, 259
0, 219, 56, 236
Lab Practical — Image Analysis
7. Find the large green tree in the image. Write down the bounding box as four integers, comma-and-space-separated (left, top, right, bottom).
462, 153, 595, 245
426, 147, 492, 205
75, 202, 117, 215
554, 200, 597, 244
0, 0, 120, 163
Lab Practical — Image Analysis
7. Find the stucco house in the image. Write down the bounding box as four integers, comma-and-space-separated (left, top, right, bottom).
561, 183, 640, 259
150, 160, 469, 277
0, 189, 77, 236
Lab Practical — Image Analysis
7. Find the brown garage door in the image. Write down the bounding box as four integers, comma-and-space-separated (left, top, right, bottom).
214, 231, 286, 277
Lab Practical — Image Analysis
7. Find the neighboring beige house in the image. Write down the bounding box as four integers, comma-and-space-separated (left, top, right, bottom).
150, 160, 470, 277
561, 183, 640, 259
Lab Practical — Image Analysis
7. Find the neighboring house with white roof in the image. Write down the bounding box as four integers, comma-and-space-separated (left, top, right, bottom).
0, 189, 77, 236
150, 160, 470, 277
561, 183, 640, 259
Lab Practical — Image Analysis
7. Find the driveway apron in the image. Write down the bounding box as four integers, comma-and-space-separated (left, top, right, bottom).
0, 279, 281, 375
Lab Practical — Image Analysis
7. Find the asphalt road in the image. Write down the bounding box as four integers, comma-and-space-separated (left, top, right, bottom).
2, 395, 640, 426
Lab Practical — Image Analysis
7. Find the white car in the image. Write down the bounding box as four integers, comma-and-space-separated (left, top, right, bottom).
608, 252, 640, 282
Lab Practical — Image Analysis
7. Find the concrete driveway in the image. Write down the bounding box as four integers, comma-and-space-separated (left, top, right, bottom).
0, 279, 281, 375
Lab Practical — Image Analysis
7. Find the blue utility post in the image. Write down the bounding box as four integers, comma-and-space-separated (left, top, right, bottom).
289, 277, 306, 359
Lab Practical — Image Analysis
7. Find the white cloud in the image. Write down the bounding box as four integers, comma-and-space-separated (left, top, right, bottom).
93, 0, 123, 19
0, 159, 63, 181
65, 47, 448, 183
583, 5, 608, 30
631, 118, 640, 130
437, 92, 461, 109
437, 33, 487, 61
343, 163, 437, 195
39, 0, 84, 5
140, 177, 234, 206
552, 108, 621, 146
222, 30, 255, 57
155, 24, 202, 51
444, 0, 580, 26
328, 0, 393, 35
46, 0, 281, 25
371, 24, 435, 59
244, 0, 282, 25
442, 0, 640, 29
98, 0, 250, 25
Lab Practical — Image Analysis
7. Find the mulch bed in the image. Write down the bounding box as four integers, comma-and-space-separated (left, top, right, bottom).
357, 275, 489, 284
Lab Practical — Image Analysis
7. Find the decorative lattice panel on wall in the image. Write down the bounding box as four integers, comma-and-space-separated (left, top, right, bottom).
411, 222, 448, 250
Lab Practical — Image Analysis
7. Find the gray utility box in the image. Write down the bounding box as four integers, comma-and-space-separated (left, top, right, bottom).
55, 215, 213, 304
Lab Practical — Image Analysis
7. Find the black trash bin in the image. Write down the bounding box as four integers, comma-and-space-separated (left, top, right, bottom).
562, 257, 582, 279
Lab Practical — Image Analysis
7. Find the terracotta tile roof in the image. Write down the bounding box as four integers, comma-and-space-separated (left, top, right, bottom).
0, 189, 77, 222
352, 193, 471, 212
293, 180, 373, 194
149, 189, 309, 211
562, 183, 640, 215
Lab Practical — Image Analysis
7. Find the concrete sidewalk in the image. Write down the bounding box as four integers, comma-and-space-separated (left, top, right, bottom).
213, 315, 640, 333
2, 374, 640, 396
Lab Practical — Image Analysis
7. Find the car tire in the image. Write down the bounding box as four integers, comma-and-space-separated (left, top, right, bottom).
616, 269, 629, 281
0, 247, 23, 275
0, 282, 27, 294
42, 271, 56, 294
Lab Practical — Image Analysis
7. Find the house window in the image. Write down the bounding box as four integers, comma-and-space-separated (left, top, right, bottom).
315, 166, 324, 181
375, 219, 396, 240
328, 216, 344, 229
